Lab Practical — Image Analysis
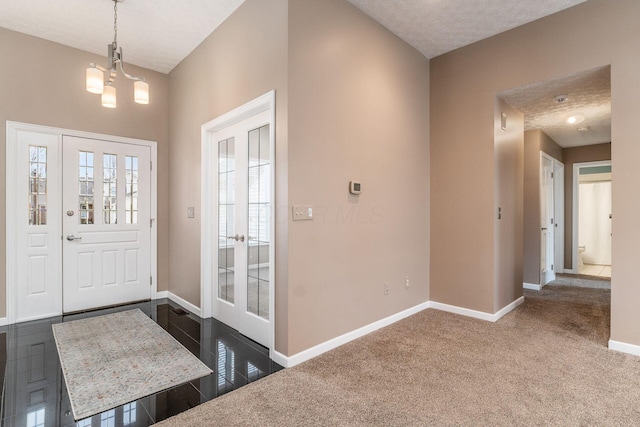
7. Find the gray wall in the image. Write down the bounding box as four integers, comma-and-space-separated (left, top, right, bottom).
0, 27, 170, 318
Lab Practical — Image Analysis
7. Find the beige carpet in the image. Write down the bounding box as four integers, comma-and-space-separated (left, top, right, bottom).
156, 285, 640, 426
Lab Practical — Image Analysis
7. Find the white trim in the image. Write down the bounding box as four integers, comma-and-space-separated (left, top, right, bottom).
166, 291, 202, 317
6, 121, 158, 325
155, 291, 169, 299
0, 317, 7, 327
200, 91, 276, 352
609, 340, 640, 357
523, 282, 542, 291
430, 296, 525, 323
572, 160, 611, 272
274, 301, 431, 368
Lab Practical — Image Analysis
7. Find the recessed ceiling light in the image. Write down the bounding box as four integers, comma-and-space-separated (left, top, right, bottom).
567, 115, 585, 125
554, 95, 569, 103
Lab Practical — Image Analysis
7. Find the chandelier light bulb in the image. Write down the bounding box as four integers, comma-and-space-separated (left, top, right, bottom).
102, 85, 117, 108
86, 67, 104, 94
134, 81, 149, 104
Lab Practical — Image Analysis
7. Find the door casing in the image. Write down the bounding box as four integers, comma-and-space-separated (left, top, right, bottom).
5, 121, 158, 324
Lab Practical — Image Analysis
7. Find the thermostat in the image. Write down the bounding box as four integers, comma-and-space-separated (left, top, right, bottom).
349, 181, 361, 195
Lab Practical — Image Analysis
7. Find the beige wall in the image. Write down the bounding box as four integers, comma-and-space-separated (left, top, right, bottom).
431, 0, 640, 346
562, 142, 611, 269
523, 130, 563, 284
168, 0, 429, 356
287, 0, 429, 354
0, 28, 170, 318
494, 99, 524, 311
167, 0, 289, 349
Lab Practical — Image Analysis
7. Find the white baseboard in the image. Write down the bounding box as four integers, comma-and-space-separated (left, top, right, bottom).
430, 296, 524, 323
609, 340, 640, 357
164, 291, 202, 318
523, 282, 542, 291
0, 317, 7, 327
274, 301, 431, 368
155, 291, 169, 299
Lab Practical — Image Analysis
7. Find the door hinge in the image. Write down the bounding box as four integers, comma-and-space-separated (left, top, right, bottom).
551, 218, 554, 225
150, 218, 155, 228
551, 264, 554, 271
150, 161, 153, 171
551, 172, 554, 179
150, 276, 153, 286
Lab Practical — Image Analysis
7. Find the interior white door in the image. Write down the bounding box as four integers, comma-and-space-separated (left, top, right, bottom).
62, 136, 151, 313
214, 111, 271, 348
553, 162, 565, 273
540, 154, 555, 285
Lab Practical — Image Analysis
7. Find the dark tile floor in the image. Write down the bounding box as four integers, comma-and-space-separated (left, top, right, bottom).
0, 299, 283, 426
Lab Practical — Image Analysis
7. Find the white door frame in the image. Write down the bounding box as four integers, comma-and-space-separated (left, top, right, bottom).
553, 160, 565, 273
540, 152, 556, 285
6, 121, 158, 324
200, 91, 275, 353
571, 160, 612, 273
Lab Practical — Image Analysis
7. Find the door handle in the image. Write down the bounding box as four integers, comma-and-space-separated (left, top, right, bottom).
226, 234, 245, 242
66, 234, 82, 241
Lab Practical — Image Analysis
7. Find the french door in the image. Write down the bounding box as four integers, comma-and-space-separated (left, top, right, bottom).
62, 136, 151, 312
214, 110, 271, 348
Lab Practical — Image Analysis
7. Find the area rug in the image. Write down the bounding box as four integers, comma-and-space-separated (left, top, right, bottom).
52, 309, 212, 420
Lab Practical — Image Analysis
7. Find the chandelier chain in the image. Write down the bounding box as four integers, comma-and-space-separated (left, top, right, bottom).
113, 0, 118, 46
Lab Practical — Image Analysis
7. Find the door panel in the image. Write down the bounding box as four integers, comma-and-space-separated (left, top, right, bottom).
62, 136, 151, 313
214, 111, 271, 348
15, 131, 62, 322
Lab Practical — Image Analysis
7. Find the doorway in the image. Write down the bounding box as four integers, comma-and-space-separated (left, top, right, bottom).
6, 122, 158, 323
573, 161, 612, 277
200, 91, 275, 351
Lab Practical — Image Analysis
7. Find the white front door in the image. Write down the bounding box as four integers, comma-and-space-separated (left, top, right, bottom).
540, 153, 555, 285
214, 111, 271, 348
62, 136, 151, 313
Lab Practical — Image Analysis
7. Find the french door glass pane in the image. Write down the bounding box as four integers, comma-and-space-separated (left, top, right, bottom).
28, 146, 47, 225
103, 154, 117, 224
78, 151, 94, 225
218, 137, 235, 303
247, 125, 270, 319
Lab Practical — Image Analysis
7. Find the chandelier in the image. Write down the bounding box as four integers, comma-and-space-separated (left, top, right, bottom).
85, 0, 149, 108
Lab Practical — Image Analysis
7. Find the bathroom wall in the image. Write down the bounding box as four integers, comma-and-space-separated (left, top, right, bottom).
578, 172, 612, 265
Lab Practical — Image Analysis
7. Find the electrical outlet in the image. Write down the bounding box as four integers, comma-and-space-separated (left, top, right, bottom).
384, 282, 390, 296
405, 277, 410, 289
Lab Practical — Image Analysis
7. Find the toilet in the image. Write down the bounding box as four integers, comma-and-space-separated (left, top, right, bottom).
578, 245, 586, 268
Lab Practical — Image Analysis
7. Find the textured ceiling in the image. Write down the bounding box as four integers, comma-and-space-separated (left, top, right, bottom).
0, 0, 245, 74
346, 0, 588, 59
0, 0, 588, 74
499, 66, 611, 148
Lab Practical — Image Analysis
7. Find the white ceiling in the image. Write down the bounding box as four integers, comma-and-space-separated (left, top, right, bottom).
0, 0, 245, 74
0, 0, 588, 74
499, 66, 611, 148
346, 0, 588, 59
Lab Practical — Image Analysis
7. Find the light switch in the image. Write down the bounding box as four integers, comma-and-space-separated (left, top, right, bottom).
187, 207, 195, 219
292, 205, 313, 221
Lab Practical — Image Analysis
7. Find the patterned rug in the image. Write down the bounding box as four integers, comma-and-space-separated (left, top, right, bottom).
52, 309, 212, 420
